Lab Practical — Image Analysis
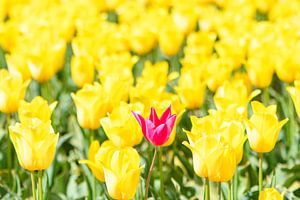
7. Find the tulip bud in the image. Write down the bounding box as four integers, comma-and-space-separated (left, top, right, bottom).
176, 67, 206, 109
159, 23, 184, 56
101, 102, 144, 148
71, 82, 110, 130
9, 118, 59, 171
259, 188, 283, 200
102, 143, 142, 200
0, 69, 30, 113
71, 55, 94, 88
245, 101, 288, 153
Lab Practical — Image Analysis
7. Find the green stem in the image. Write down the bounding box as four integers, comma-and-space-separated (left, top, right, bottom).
233, 171, 238, 200
159, 147, 165, 200
259, 153, 263, 192
38, 171, 43, 200
205, 178, 210, 200
262, 88, 269, 105
92, 176, 96, 200
227, 181, 231, 200
6, 114, 12, 171
218, 183, 222, 200
31, 172, 37, 200
144, 147, 157, 200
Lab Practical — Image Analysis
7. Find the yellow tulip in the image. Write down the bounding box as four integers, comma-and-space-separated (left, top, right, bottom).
9, 118, 59, 171
129, 24, 157, 55
100, 102, 144, 148
206, 57, 233, 92
79, 140, 117, 182
158, 22, 184, 56
176, 67, 206, 109
287, 80, 300, 117
183, 135, 236, 182
219, 121, 247, 164
71, 55, 95, 88
27, 38, 66, 82
245, 101, 288, 153
214, 80, 260, 118
71, 82, 110, 130
246, 55, 274, 88
6, 53, 31, 80
259, 188, 283, 200
0, 69, 30, 113
18, 96, 57, 123
103, 145, 142, 200
172, 5, 197, 35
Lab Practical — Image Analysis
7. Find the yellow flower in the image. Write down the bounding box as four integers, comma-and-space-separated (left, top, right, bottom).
100, 102, 144, 148
71, 82, 110, 130
259, 188, 283, 200
219, 121, 247, 164
171, 4, 197, 35
18, 96, 57, 123
79, 140, 117, 182
159, 22, 184, 56
26, 37, 66, 82
245, 101, 288, 153
129, 23, 157, 55
9, 118, 59, 171
183, 135, 236, 182
246, 53, 274, 88
214, 80, 260, 118
0, 69, 30, 113
103, 144, 142, 200
206, 57, 233, 92
176, 67, 206, 109
287, 80, 300, 117
71, 55, 95, 88
6, 53, 31, 80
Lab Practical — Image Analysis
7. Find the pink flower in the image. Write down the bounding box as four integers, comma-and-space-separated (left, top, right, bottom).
132, 105, 176, 146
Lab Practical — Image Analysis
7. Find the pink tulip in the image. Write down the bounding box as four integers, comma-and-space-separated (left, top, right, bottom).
132, 105, 176, 146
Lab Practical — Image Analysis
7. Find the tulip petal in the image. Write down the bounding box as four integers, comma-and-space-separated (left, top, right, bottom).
152, 124, 170, 145
159, 105, 172, 123
149, 107, 160, 126
132, 112, 147, 134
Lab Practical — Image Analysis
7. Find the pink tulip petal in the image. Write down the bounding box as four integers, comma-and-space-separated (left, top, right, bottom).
159, 105, 172, 123
149, 107, 160, 126
152, 124, 171, 146
132, 112, 147, 134
144, 119, 155, 143
166, 115, 176, 131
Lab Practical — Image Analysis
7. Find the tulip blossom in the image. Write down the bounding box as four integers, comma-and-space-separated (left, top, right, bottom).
245, 101, 288, 153
0, 69, 30, 113
132, 105, 176, 146
259, 188, 283, 200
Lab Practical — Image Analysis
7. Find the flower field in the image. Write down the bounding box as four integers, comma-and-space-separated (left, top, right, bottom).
0, 0, 300, 200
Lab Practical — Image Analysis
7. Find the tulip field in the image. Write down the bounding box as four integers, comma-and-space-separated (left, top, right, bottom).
1, 0, 300, 200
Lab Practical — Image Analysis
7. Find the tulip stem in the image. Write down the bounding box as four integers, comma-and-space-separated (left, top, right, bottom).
233, 171, 238, 200
259, 153, 263, 192
144, 147, 157, 200
262, 88, 269, 105
218, 183, 222, 200
227, 181, 231, 200
38, 171, 43, 200
159, 147, 165, 200
31, 172, 37, 200
205, 178, 210, 200
6, 114, 12, 171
